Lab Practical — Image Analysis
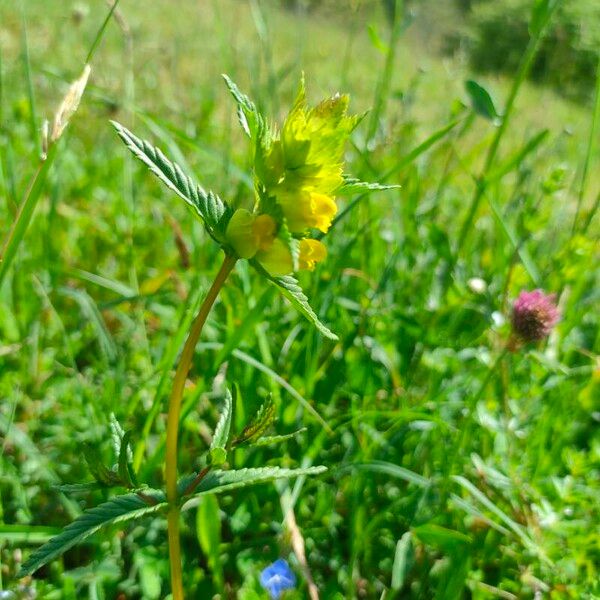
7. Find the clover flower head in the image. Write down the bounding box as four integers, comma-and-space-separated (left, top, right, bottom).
511, 289, 559, 342
260, 559, 296, 599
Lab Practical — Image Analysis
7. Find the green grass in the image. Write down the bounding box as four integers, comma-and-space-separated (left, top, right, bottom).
1, 1, 599, 598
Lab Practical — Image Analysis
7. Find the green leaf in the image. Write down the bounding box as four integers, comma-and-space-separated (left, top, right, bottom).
109, 413, 126, 458
134, 550, 162, 600
222, 74, 264, 139
465, 80, 500, 124
529, 0, 560, 37
83, 444, 120, 487
209, 389, 233, 465
196, 494, 224, 591
391, 531, 413, 591
337, 177, 400, 196
346, 460, 430, 488
0, 134, 59, 291
486, 129, 549, 183
179, 466, 327, 506
0, 524, 62, 545
412, 523, 471, 553
233, 397, 275, 446
111, 121, 229, 239
18, 492, 165, 577
254, 428, 307, 446
117, 431, 138, 488
452, 475, 541, 556
250, 261, 338, 340
54, 482, 105, 494
279, 220, 300, 272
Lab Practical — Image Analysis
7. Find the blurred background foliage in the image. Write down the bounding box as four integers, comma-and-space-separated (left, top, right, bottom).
0, 0, 598, 598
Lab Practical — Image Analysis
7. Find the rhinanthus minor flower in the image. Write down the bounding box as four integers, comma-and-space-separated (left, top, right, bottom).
511, 289, 560, 343
225, 78, 360, 276
260, 559, 296, 599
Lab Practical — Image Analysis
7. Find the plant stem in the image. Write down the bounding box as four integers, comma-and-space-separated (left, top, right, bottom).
165, 253, 237, 600
456, 2, 561, 253
441, 346, 509, 504
0, 144, 58, 289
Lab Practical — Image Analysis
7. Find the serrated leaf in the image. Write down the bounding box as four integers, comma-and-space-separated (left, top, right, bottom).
337, 177, 400, 196
254, 428, 307, 446
233, 397, 275, 446
465, 80, 500, 123
84, 444, 121, 487
278, 220, 300, 272
118, 431, 138, 488
250, 261, 338, 340
109, 413, 125, 458
222, 74, 263, 139
179, 466, 327, 506
210, 390, 233, 462
111, 121, 229, 239
18, 492, 165, 577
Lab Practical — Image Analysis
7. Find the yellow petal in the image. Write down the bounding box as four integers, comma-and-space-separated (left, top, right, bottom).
257, 238, 294, 277
226, 210, 277, 259
276, 189, 338, 234
253, 214, 277, 251
299, 238, 327, 271
310, 192, 337, 233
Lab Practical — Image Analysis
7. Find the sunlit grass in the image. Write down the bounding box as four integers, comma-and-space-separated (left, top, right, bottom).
0, 0, 598, 598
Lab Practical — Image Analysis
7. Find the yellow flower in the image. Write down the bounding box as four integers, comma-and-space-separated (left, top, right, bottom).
298, 238, 327, 271
280, 92, 356, 195
225, 209, 276, 259
257, 237, 327, 277
227, 80, 360, 276
276, 188, 338, 233
254, 82, 359, 237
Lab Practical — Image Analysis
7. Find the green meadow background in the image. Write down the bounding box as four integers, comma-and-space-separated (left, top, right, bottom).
1, 0, 598, 598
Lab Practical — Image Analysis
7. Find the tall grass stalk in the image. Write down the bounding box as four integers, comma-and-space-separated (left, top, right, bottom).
0, 1, 120, 291
456, 0, 562, 253
575, 57, 600, 233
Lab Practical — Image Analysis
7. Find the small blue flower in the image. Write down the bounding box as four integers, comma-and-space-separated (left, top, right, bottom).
260, 558, 296, 599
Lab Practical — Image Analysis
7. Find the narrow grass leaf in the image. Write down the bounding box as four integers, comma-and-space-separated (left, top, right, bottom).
196, 494, 224, 591
452, 476, 537, 551
0, 145, 58, 289
199, 342, 332, 432
0, 525, 62, 545
391, 531, 413, 591
486, 129, 549, 183
346, 461, 430, 488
